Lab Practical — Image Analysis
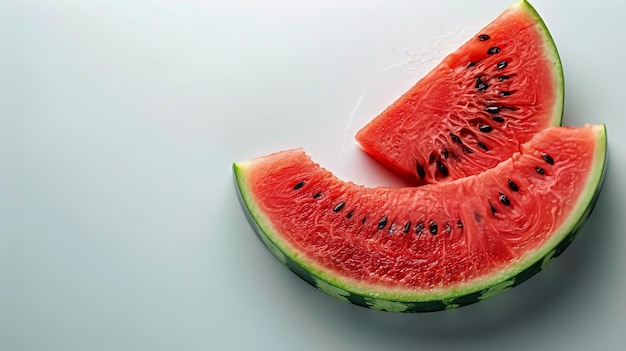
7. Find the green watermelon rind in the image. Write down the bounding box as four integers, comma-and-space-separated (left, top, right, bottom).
233, 125, 606, 312
517, 0, 564, 127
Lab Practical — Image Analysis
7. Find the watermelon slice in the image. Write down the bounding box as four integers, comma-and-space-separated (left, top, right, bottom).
234, 125, 606, 312
355, 0, 563, 185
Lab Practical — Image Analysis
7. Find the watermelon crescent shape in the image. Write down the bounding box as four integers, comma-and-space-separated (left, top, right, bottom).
234, 125, 606, 312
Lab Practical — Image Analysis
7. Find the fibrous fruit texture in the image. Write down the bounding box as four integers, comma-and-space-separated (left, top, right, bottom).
355, 0, 563, 185
234, 125, 606, 312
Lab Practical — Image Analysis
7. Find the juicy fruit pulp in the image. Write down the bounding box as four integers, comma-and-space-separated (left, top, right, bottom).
355, 0, 563, 185
234, 125, 606, 312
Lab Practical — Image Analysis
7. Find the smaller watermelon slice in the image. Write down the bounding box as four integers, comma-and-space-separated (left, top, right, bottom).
355, 0, 563, 185
234, 125, 606, 312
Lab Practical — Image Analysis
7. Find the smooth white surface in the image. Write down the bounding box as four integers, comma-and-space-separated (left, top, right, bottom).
2, 1, 626, 350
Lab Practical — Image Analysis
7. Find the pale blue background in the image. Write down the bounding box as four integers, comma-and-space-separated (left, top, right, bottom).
2, 1, 625, 350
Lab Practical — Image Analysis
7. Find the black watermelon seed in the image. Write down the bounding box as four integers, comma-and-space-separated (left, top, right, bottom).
477, 141, 489, 151
362, 216, 367, 225
485, 106, 500, 114
403, 221, 411, 233
479, 124, 493, 133
490, 202, 497, 214
535, 167, 545, 175
499, 91, 512, 97
487, 47, 501, 55
293, 181, 305, 190
475, 76, 489, 91
477, 34, 491, 41
508, 179, 519, 192
492, 116, 505, 122
462, 145, 474, 154
347, 211, 354, 219
441, 149, 449, 159
542, 153, 555, 165
443, 222, 452, 234
333, 201, 345, 212
467, 61, 476, 69
416, 163, 426, 179
497, 61, 508, 70
436, 160, 449, 177
415, 222, 424, 235
499, 193, 510, 206
378, 216, 388, 229
457, 220, 463, 229
312, 192, 322, 199
450, 133, 463, 144
429, 220, 438, 235
498, 75, 510, 81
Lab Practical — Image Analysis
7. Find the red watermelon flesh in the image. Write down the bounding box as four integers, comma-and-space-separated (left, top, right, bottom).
234, 125, 606, 310
355, 0, 563, 185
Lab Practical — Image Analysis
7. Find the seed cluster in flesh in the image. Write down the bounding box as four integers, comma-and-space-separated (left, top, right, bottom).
245, 126, 598, 291
288, 151, 555, 249
355, 4, 561, 185
411, 33, 522, 184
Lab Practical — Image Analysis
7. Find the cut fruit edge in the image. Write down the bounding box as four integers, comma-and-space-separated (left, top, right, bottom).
233, 125, 607, 304
354, 0, 565, 185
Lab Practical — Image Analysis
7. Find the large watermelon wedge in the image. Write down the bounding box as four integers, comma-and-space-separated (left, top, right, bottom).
234, 125, 606, 312
355, 0, 563, 185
